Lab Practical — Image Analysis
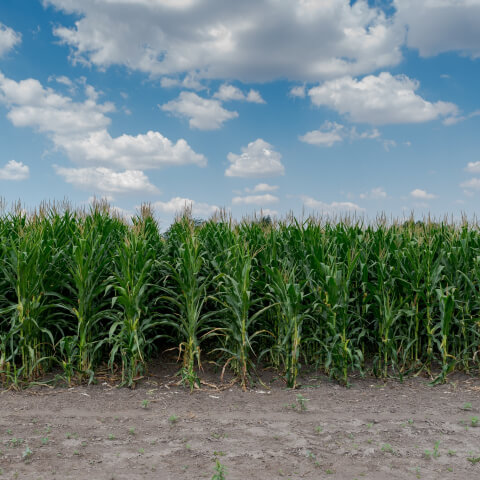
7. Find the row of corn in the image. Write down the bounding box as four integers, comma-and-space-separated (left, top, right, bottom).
0, 204, 479, 389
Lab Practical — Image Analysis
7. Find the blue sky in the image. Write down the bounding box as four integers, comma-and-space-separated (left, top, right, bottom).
0, 0, 479, 226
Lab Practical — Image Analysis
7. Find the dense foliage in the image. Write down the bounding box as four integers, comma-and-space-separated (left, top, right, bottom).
1, 204, 479, 389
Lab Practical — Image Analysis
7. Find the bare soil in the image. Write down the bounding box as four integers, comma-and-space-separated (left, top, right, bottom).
1, 363, 480, 480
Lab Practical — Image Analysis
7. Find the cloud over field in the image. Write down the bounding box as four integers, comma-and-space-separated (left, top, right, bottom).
0, 72, 206, 194
225, 139, 285, 178
0, 160, 29, 180
0, 23, 21, 57
44, 0, 403, 81
308, 73, 458, 125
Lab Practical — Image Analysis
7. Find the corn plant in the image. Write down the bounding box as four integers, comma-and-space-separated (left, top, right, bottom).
53, 210, 121, 381
309, 244, 363, 385
0, 215, 55, 382
266, 265, 309, 388
374, 293, 402, 378
213, 243, 272, 390
431, 287, 456, 384
160, 219, 211, 390
0, 206, 480, 388
108, 214, 161, 386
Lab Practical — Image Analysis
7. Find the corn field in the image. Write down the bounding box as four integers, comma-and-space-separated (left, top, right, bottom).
1, 203, 480, 389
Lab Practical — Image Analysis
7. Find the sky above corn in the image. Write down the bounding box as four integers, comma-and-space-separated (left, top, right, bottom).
0, 0, 479, 226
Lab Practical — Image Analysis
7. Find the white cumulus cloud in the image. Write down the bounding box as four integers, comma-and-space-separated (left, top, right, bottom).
302, 196, 365, 214
54, 166, 158, 194
225, 139, 285, 178
54, 75, 74, 87
0, 71, 206, 193
0, 160, 29, 180
161, 92, 238, 130
290, 85, 306, 98
394, 0, 480, 58
246, 90, 265, 104
152, 197, 219, 217
0, 72, 113, 136
214, 84, 265, 104
299, 122, 344, 147
308, 72, 458, 125
160, 73, 205, 91
460, 178, 480, 190
0, 23, 21, 57
359, 187, 387, 200
410, 189, 437, 200
245, 183, 279, 193
61, 130, 206, 170
232, 194, 279, 205
465, 161, 480, 173
43, 0, 403, 82
300, 121, 381, 147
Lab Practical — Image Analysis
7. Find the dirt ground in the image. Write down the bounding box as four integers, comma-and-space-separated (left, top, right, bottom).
1, 363, 480, 480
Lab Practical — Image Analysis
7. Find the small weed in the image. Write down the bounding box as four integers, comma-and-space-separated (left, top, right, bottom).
470, 416, 479, 427
6, 430, 12, 435
168, 414, 179, 424
138, 448, 145, 454
22, 446, 33, 461
288, 394, 309, 411
73, 450, 80, 456
296, 394, 308, 411
325, 469, 334, 474
381, 444, 394, 454
462, 402, 472, 411
108, 434, 115, 440
142, 399, 150, 409
213, 450, 226, 457
40, 437, 49, 446
8, 438, 23, 448
128, 428, 136, 435
447, 450, 456, 456
467, 456, 480, 464
179, 365, 201, 392
211, 459, 227, 480
424, 442, 441, 460
315, 426, 323, 434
